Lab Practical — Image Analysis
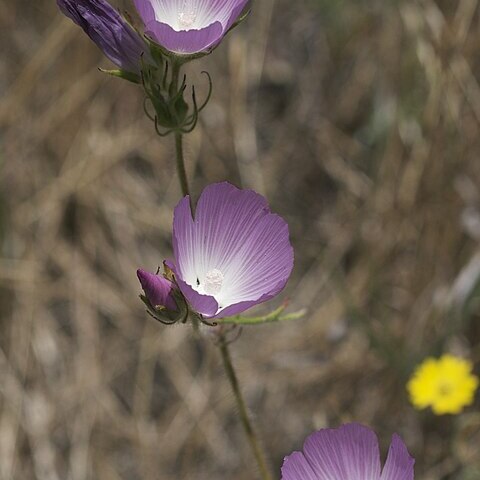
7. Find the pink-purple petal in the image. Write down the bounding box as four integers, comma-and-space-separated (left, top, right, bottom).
133, 0, 157, 23
171, 182, 293, 318
380, 434, 415, 480
137, 269, 177, 310
133, 0, 249, 53
172, 196, 196, 283
192, 183, 270, 286
194, 0, 249, 29
216, 212, 293, 309
281, 451, 318, 480
175, 273, 219, 317
281, 424, 415, 480
224, 0, 250, 31
136, 0, 248, 28
212, 282, 284, 319
145, 20, 223, 54
303, 424, 382, 480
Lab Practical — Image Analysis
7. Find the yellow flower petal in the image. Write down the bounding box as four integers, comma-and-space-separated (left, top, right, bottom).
407, 354, 478, 415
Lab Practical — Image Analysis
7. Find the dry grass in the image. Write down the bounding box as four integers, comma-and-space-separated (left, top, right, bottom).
1, 0, 480, 478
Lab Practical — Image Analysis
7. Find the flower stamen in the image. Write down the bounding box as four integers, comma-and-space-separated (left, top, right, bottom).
178, 2, 196, 30
438, 383, 452, 396
204, 269, 224, 295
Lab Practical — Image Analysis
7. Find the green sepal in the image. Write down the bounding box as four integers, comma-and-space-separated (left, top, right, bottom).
150, 44, 166, 68
139, 290, 189, 325
172, 290, 189, 323
226, 7, 251, 35
140, 294, 156, 312
144, 68, 190, 129
149, 87, 173, 125
99, 68, 141, 84
219, 304, 307, 326
171, 90, 189, 123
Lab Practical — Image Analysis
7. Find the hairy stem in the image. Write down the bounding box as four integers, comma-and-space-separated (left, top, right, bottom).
218, 333, 273, 480
170, 61, 191, 199
174, 131, 191, 198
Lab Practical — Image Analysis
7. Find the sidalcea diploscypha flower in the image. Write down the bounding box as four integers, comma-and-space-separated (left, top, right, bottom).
134, 0, 250, 55
281, 423, 414, 480
407, 354, 478, 415
57, 0, 250, 132
169, 182, 294, 319
57, 0, 150, 76
139, 182, 294, 320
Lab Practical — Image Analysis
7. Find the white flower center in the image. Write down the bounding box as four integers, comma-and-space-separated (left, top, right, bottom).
178, 8, 196, 29
203, 269, 224, 295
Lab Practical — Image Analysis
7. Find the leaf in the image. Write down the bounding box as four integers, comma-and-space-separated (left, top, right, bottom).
220, 305, 307, 325
98, 68, 141, 84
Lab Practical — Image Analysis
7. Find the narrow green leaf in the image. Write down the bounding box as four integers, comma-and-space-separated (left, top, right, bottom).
98, 68, 141, 84
220, 306, 307, 325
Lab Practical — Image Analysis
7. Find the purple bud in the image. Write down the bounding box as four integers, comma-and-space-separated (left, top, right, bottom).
57, 0, 149, 74
137, 269, 177, 311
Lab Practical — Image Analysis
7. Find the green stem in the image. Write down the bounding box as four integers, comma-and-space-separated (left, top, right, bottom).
174, 131, 191, 198
218, 334, 273, 480
170, 59, 182, 97
170, 61, 191, 199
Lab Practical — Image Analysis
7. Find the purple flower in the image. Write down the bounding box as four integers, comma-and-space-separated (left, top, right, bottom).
57, 0, 149, 73
168, 182, 293, 319
281, 424, 414, 480
133, 0, 250, 55
137, 269, 177, 310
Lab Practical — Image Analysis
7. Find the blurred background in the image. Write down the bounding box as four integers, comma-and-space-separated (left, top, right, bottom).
1, 0, 480, 478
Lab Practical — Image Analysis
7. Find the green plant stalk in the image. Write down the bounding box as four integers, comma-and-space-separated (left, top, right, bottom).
170, 62, 273, 480
170, 61, 191, 199
218, 334, 273, 480
174, 131, 191, 199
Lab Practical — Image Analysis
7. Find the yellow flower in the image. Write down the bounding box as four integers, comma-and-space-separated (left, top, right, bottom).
407, 354, 479, 415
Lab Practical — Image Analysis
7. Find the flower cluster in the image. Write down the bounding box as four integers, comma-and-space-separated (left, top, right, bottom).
407, 354, 479, 415
57, 0, 251, 135
57, 0, 250, 73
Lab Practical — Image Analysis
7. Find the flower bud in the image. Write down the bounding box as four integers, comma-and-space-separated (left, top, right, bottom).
57, 0, 150, 75
137, 268, 177, 311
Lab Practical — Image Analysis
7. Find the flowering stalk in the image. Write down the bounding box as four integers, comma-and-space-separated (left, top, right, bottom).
170, 60, 192, 200
218, 332, 273, 480
174, 131, 191, 204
